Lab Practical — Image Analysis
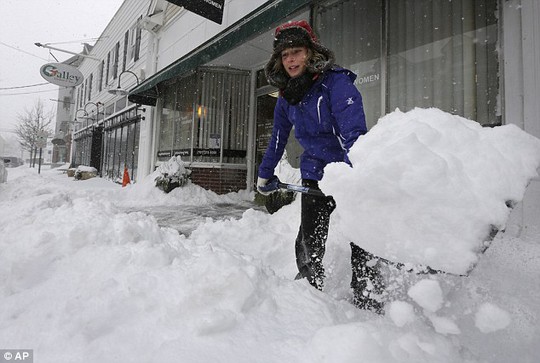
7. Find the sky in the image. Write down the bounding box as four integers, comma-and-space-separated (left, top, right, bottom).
1, 107, 539, 362
0, 0, 124, 140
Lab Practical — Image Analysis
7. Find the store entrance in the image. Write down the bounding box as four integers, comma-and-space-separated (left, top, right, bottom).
254, 90, 304, 187
254, 93, 276, 186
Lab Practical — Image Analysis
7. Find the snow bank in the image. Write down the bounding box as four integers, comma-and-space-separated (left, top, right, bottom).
475, 303, 511, 333
322, 107, 540, 274
407, 279, 444, 313
1, 108, 539, 362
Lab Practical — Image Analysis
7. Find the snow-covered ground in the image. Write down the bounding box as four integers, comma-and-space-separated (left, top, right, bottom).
0, 108, 539, 362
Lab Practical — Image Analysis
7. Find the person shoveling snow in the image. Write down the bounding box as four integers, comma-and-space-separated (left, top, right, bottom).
260, 105, 540, 313
256, 20, 368, 300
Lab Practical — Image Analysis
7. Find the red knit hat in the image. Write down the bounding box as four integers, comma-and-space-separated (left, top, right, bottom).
273, 20, 318, 54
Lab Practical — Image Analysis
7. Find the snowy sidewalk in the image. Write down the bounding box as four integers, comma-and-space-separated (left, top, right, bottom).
1, 108, 540, 363
122, 202, 265, 236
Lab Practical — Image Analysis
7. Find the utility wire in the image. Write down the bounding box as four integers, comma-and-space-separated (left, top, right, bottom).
0, 82, 50, 90
0, 41, 49, 61
0, 88, 60, 96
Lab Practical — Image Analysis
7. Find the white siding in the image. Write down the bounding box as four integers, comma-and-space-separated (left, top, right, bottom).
70, 0, 153, 179
156, 0, 268, 72
520, 0, 540, 238
75, 0, 151, 114
521, 0, 540, 139
503, 0, 540, 238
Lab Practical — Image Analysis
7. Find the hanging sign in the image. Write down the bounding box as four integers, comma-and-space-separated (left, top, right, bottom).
166, 0, 225, 24
40, 63, 84, 87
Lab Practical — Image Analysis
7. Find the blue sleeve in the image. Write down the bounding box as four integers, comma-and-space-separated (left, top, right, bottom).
329, 72, 367, 153
257, 99, 293, 179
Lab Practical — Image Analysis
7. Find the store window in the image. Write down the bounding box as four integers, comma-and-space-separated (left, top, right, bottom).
158, 73, 196, 160
102, 106, 141, 182
316, 0, 383, 129
112, 42, 120, 80
157, 67, 250, 165
127, 19, 142, 63
315, 0, 499, 126
98, 61, 104, 92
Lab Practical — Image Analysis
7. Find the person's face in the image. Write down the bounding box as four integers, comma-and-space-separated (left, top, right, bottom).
281, 46, 308, 78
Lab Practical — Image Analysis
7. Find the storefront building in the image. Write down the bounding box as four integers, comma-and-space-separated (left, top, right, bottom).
131, 0, 507, 180
60, 0, 539, 235
68, 0, 150, 183
129, 0, 538, 234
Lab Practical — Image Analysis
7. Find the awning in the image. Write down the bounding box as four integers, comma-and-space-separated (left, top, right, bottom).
128, 0, 311, 106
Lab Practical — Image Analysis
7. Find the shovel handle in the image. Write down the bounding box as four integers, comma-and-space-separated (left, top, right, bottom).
277, 182, 326, 197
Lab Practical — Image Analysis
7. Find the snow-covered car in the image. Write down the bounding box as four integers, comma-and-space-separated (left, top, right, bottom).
2, 156, 23, 167
0, 159, 7, 183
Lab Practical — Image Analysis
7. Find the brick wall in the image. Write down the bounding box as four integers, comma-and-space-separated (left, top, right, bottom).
190, 167, 247, 194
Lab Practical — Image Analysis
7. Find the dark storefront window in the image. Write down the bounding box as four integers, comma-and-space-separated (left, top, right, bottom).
174, 76, 196, 157
315, 0, 499, 126
158, 73, 196, 160
316, 0, 383, 129
157, 67, 250, 165
158, 84, 175, 159
73, 127, 101, 170
73, 133, 88, 167
102, 106, 141, 182
386, 0, 499, 125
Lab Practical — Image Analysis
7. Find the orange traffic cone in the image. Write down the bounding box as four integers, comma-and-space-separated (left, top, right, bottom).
122, 166, 130, 187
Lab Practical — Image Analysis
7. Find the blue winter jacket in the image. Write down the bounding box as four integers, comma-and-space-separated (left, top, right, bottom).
258, 67, 367, 181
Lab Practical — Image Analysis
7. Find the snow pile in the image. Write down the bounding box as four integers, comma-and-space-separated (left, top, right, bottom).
407, 279, 444, 313
0, 108, 539, 362
323, 107, 540, 274
76, 165, 98, 173
387, 301, 415, 327
474, 303, 512, 333
155, 156, 190, 177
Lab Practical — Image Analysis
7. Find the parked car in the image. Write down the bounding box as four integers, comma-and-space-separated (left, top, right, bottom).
1, 156, 23, 168
0, 159, 7, 183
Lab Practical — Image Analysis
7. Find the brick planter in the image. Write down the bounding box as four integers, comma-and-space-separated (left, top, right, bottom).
190, 167, 247, 194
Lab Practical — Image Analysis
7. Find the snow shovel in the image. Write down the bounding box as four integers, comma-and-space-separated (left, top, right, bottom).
350, 242, 466, 278
277, 181, 326, 197
258, 176, 326, 197
261, 177, 325, 214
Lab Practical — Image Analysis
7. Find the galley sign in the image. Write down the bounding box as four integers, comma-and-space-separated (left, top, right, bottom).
40, 63, 84, 87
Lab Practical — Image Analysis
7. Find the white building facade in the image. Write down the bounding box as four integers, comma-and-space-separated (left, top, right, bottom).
69, 0, 151, 182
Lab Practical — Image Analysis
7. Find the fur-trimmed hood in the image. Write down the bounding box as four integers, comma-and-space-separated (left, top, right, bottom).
264, 21, 335, 89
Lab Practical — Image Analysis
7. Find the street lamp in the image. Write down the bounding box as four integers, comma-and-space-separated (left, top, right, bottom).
74, 109, 88, 128
108, 70, 140, 96
81, 102, 104, 124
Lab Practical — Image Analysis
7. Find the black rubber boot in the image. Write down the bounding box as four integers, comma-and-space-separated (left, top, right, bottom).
295, 180, 336, 290
350, 242, 385, 314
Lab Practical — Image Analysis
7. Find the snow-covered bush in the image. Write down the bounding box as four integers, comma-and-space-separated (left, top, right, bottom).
73, 166, 98, 180
154, 156, 191, 193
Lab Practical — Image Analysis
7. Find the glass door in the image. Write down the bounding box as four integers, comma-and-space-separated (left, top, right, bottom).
254, 93, 277, 185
